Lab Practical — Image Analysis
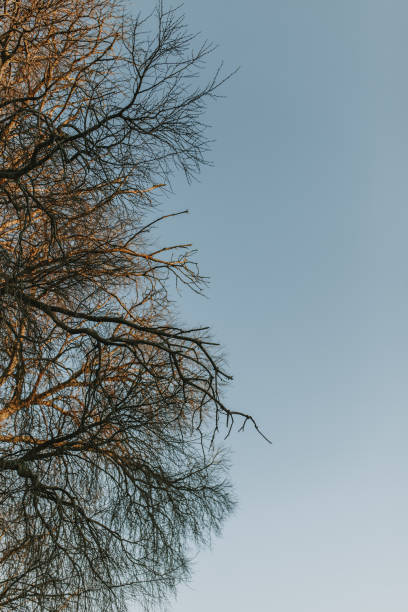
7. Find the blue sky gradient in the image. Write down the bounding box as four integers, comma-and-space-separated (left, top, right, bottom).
128, 1, 408, 610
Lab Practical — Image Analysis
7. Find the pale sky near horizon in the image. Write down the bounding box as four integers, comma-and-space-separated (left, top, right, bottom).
128, 1, 408, 610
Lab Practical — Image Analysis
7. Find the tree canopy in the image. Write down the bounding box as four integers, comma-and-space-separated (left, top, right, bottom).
0, 1, 261, 609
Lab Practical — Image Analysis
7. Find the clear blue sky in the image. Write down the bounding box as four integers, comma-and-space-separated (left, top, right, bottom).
129, 1, 408, 610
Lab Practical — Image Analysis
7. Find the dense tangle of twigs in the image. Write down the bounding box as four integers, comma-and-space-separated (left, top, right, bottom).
0, 2, 262, 609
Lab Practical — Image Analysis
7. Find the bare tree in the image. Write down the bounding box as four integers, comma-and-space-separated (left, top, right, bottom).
0, 1, 261, 610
